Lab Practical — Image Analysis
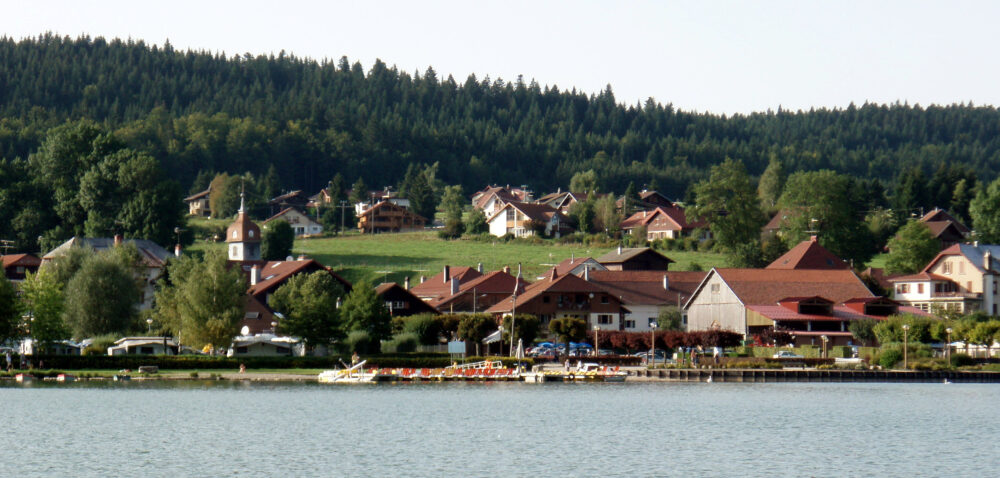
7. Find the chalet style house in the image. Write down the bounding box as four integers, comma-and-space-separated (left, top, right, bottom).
890, 243, 1000, 315
586, 270, 706, 332
409, 265, 483, 302
429, 268, 530, 314
486, 202, 571, 238
537, 256, 605, 280
376, 282, 439, 316
620, 206, 705, 241
2, 253, 41, 283
184, 188, 211, 217
356, 201, 427, 234
486, 268, 629, 332
268, 190, 311, 216
263, 207, 323, 236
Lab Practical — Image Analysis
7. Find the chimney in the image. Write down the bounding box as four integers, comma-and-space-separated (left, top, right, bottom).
450, 277, 460, 296
113, 234, 123, 247
250, 264, 260, 286
420, 275, 426, 284
503, 265, 510, 274
174, 244, 182, 257
297, 254, 307, 261
443, 265, 451, 283
810, 235, 818, 242
663, 274, 669, 291
986, 251, 993, 272
571, 252, 575, 263
550, 268, 558, 281
643, 211, 647, 218
477, 262, 484, 274
617, 245, 622, 255
404, 276, 410, 290
583, 266, 590, 281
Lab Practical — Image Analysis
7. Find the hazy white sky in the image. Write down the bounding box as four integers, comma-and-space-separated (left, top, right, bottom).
3, 0, 999, 114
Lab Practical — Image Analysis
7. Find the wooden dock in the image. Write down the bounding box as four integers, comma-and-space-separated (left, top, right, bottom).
629, 368, 1000, 383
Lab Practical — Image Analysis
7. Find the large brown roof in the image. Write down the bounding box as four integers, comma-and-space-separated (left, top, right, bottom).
428, 270, 530, 308
486, 269, 608, 314
2, 253, 41, 268
409, 266, 483, 299
596, 247, 674, 265
247, 259, 350, 297
586, 270, 706, 306
766, 236, 850, 270
705, 268, 873, 306
920, 208, 970, 234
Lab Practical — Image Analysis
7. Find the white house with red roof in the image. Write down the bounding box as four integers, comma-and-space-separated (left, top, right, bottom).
620, 206, 704, 241
585, 270, 707, 331
263, 207, 323, 236
745, 296, 927, 346
486, 202, 571, 238
889, 243, 1000, 315
766, 236, 851, 270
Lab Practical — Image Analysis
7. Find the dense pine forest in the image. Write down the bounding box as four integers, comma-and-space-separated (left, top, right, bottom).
2, 33, 1000, 252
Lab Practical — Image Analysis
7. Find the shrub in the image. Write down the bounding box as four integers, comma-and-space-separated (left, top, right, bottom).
342, 330, 376, 354
950, 353, 975, 367
383, 333, 419, 353
879, 348, 903, 368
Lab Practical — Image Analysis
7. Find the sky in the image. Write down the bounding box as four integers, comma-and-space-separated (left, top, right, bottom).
3, 0, 1000, 114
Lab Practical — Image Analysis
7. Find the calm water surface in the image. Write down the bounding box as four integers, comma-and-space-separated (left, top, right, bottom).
1, 380, 996, 477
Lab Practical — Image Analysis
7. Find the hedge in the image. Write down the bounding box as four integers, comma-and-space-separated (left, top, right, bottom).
18, 353, 533, 370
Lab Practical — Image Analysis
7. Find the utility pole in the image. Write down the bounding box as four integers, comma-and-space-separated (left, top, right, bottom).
338, 200, 350, 235
0, 239, 14, 255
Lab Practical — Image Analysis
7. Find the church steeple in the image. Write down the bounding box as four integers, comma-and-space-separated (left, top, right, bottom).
226, 182, 261, 262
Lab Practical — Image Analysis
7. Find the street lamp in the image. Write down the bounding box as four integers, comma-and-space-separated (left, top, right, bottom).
945, 327, 953, 364
593, 325, 600, 357
902, 324, 910, 370
821, 335, 829, 359
649, 321, 658, 367
146, 318, 153, 334
271, 321, 278, 335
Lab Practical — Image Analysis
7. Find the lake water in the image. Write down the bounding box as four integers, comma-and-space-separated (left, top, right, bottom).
1, 380, 996, 477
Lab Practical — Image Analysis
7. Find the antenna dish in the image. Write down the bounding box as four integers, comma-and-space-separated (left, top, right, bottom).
285, 256, 295, 261
240, 326, 250, 336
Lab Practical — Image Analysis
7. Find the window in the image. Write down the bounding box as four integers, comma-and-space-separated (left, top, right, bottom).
601, 295, 609, 304
140, 347, 154, 354
917, 284, 924, 294
236, 346, 248, 354
598, 314, 613, 324
943, 262, 952, 274
710, 283, 720, 293
897, 284, 909, 294
959, 262, 965, 274
231, 246, 238, 256
625, 320, 636, 329
506, 209, 516, 221
248, 230, 254, 238
232, 230, 238, 239
967, 281, 972, 291
15, 266, 24, 274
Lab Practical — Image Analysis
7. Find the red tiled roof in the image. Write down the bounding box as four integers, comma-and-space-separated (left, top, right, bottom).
763, 208, 801, 232
486, 270, 608, 313
409, 266, 483, 299
474, 187, 520, 210
766, 236, 850, 270
247, 259, 349, 296
923, 221, 962, 239
2, 253, 41, 268
586, 270, 706, 306
747, 304, 872, 322
428, 271, 530, 308
595, 247, 674, 265
262, 207, 321, 226
183, 189, 210, 202
546, 257, 601, 276
709, 268, 873, 305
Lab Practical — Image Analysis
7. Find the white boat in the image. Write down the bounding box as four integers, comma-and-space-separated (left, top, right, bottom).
318, 360, 392, 383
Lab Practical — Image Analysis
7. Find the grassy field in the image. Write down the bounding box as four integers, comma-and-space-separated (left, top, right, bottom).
190, 230, 728, 284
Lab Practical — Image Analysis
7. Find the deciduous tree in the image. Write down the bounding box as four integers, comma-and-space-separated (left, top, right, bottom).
270, 271, 346, 350
689, 158, 765, 252
885, 221, 941, 274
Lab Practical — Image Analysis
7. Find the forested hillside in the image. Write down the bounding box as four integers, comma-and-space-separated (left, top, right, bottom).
4, 34, 1000, 196
2, 33, 1000, 253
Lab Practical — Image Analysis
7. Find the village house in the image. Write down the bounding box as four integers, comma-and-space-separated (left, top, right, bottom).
2, 253, 41, 283
684, 268, 877, 346
263, 207, 323, 236
596, 246, 674, 271
585, 270, 707, 332
535, 190, 591, 214
486, 268, 629, 332
356, 200, 428, 233
917, 208, 970, 249
486, 202, 571, 238
228, 334, 301, 357
268, 190, 311, 216
620, 206, 705, 241
429, 268, 530, 314
376, 282, 439, 316
745, 296, 925, 347
43, 236, 174, 310
470, 185, 532, 214
889, 243, 1000, 315
409, 265, 484, 302
184, 188, 211, 217
766, 236, 851, 270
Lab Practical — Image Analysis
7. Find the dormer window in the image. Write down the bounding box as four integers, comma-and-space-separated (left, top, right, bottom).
249, 230, 254, 238
232, 230, 238, 239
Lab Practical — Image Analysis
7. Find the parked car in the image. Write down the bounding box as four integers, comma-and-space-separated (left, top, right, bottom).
772, 351, 804, 359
